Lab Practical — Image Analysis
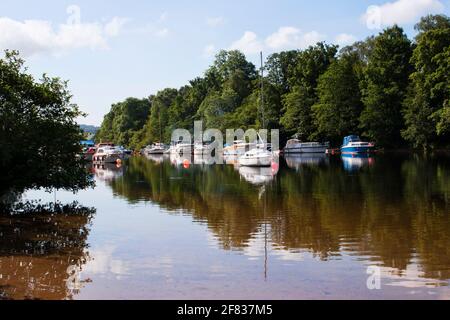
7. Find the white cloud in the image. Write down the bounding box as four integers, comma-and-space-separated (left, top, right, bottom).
229, 31, 264, 55
203, 44, 216, 58
229, 27, 325, 56
206, 16, 225, 27
265, 27, 325, 50
362, 0, 445, 29
335, 33, 357, 47
299, 31, 326, 48
104, 17, 129, 37
155, 28, 169, 38
0, 16, 127, 57
158, 12, 168, 23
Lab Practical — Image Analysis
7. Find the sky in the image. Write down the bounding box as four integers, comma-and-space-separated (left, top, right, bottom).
0, 0, 449, 125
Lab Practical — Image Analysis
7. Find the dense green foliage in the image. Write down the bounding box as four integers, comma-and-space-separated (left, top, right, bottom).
97, 15, 450, 151
402, 15, 450, 150
0, 51, 93, 195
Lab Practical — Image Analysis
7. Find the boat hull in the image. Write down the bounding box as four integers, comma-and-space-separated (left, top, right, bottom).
174, 146, 193, 155
146, 149, 165, 155
93, 154, 123, 164
238, 156, 272, 167
284, 145, 328, 154
341, 146, 375, 154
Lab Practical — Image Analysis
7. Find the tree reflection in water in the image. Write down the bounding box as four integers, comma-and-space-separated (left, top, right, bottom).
0, 202, 95, 300
106, 153, 450, 283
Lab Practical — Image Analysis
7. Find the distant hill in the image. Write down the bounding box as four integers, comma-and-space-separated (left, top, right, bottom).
79, 124, 99, 141
80, 124, 99, 134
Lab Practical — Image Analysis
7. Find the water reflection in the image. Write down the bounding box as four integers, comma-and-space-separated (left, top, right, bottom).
144, 154, 168, 164
0, 205, 95, 300
342, 154, 375, 172
92, 163, 124, 181
107, 154, 450, 287
239, 164, 279, 185
2, 152, 450, 299
285, 154, 329, 170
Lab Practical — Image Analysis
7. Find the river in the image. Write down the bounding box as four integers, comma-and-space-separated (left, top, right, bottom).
1, 152, 449, 300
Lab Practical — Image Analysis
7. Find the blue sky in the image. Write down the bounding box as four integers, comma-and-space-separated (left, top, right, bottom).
0, 0, 449, 125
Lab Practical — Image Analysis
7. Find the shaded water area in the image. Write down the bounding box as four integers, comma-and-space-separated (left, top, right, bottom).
1, 152, 450, 299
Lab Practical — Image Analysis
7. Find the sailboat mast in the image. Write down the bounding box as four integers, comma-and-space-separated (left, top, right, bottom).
159, 105, 162, 143
260, 51, 265, 130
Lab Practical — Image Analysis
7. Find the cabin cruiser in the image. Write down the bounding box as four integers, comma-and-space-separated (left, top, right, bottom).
283, 139, 329, 154
238, 147, 273, 167
341, 136, 375, 155
93, 146, 124, 163
144, 143, 167, 155
193, 142, 212, 156
223, 140, 257, 156
169, 141, 193, 155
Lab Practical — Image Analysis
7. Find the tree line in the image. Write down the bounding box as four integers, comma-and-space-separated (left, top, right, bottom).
0, 50, 92, 196
96, 15, 450, 151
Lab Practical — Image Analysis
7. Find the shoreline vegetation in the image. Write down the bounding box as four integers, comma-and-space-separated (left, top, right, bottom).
96, 14, 450, 152
0, 51, 93, 202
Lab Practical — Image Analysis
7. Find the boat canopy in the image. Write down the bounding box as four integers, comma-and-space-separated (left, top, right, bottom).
81, 140, 95, 147
343, 135, 361, 146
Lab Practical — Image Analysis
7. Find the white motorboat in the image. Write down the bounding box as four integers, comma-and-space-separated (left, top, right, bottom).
283, 139, 330, 154
145, 143, 167, 155
238, 147, 273, 167
238, 53, 276, 168
93, 146, 124, 163
223, 140, 257, 156
194, 143, 212, 156
341, 136, 376, 154
173, 141, 193, 155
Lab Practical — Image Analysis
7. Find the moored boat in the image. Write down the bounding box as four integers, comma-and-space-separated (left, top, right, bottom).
173, 141, 193, 155
93, 146, 124, 163
341, 136, 375, 155
223, 140, 256, 156
238, 148, 273, 167
144, 143, 167, 155
194, 143, 213, 156
283, 139, 329, 154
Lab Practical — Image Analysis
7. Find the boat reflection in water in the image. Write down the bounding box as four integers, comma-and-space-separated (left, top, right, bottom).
284, 154, 329, 171
92, 163, 124, 181
8, 152, 450, 299
145, 153, 168, 164
239, 162, 279, 185
342, 154, 375, 172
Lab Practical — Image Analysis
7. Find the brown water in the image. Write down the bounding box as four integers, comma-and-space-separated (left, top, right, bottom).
1, 153, 450, 300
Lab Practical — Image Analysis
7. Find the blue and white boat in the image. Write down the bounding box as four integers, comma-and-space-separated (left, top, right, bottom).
341, 136, 375, 155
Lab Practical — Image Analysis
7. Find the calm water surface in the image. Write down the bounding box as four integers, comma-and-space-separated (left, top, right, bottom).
1, 153, 450, 300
